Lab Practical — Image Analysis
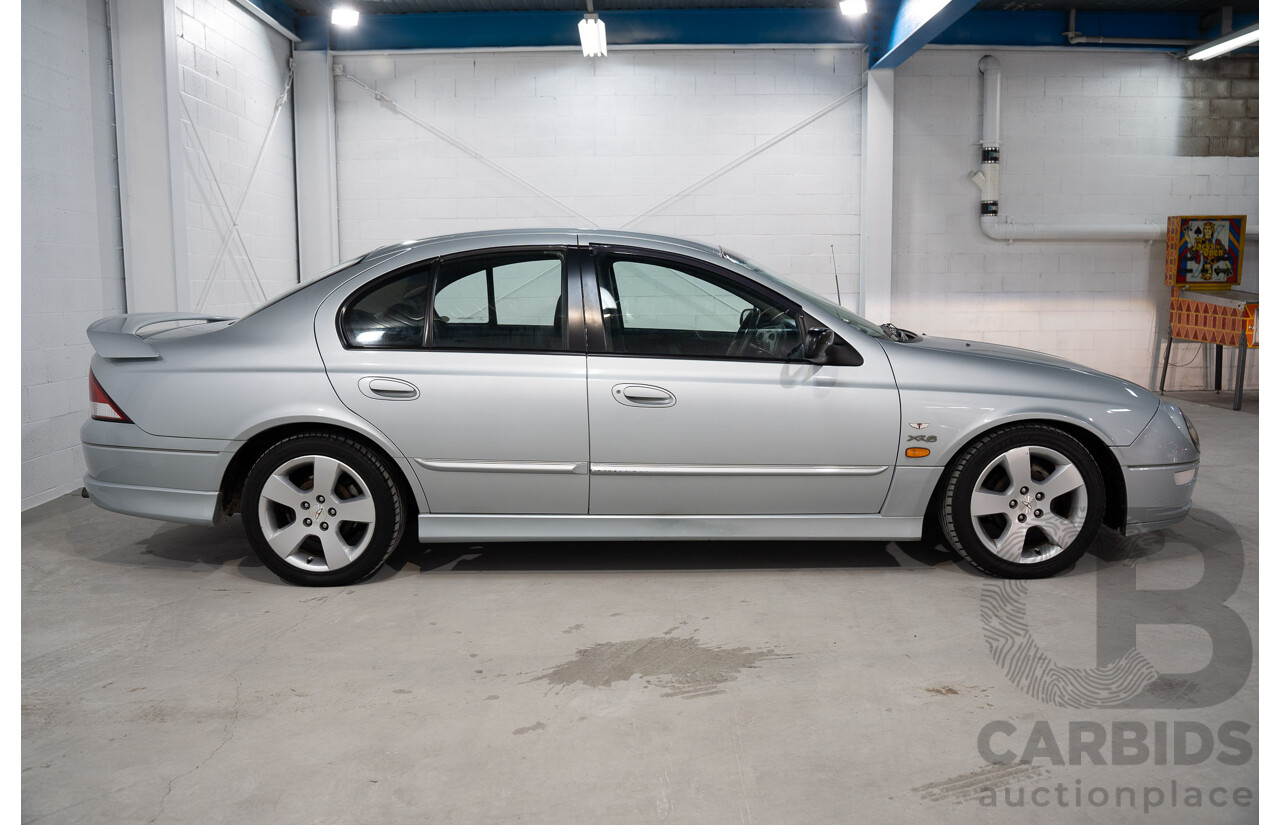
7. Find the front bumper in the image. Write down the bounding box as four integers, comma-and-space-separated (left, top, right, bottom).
81, 419, 235, 527
1121, 461, 1198, 535
1114, 399, 1201, 536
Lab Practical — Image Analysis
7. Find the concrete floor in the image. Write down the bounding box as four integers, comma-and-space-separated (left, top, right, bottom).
23, 394, 1257, 824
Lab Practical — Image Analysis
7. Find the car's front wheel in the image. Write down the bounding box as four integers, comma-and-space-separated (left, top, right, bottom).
242, 433, 405, 586
940, 425, 1105, 578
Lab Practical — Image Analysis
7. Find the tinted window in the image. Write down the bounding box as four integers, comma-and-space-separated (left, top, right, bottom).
597, 256, 801, 360
722, 248, 890, 340
431, 252, 566, 352
434, 269, 490, 325
343, 266, 431, 348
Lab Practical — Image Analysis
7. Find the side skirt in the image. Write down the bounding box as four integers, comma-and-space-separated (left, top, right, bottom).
417, 514, 923, 542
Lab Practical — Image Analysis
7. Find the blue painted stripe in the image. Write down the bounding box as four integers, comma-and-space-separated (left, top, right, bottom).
934, 10, 1259, 50
293, 6, 1257, 58
297, 9, 865, 51
237, 0, 298, 33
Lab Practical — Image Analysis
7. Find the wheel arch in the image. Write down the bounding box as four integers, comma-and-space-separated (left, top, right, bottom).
219, 421, 424, 521
927, 418, 1127, 531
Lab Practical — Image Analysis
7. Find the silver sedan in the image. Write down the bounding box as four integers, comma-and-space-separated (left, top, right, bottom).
81, 229, 1200, 585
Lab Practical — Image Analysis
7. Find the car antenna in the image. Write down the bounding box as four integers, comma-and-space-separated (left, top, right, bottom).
830, 244, 843, 306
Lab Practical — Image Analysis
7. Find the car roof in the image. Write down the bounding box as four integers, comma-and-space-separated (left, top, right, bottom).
360, 228, 725, 262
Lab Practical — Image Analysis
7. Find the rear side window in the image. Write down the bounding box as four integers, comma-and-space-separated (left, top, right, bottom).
430, 252, 567, 352
341, 251, 569, 352
343, 267, 431, 348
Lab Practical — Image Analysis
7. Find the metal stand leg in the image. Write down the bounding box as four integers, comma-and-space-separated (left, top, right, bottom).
1214, 344, 1223, 392
1159, 328, 1174, 394
1234, 332, 1247, 411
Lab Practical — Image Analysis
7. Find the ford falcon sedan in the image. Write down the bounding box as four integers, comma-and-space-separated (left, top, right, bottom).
81, 229, 1200, 586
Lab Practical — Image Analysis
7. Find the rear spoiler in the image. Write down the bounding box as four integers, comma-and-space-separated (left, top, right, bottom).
86, 313, 235, 359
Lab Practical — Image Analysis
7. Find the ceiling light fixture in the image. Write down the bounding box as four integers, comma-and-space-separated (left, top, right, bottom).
579, 0, 607, 57
1186, 22, 1259, 60
332, 6, 360, 28
839, 0, 868, 16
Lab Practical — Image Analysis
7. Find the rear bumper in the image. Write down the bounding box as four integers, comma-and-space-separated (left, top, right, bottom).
81, 420, 234, 527
83, 477, 222, 527
1121, 461, 1198, 535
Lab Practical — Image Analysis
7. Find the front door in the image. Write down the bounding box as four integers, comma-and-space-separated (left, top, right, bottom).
583, 249, 900, 515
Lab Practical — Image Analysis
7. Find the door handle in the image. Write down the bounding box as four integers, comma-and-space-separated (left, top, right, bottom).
613, 383, 676, 408
359, 377, 420, 400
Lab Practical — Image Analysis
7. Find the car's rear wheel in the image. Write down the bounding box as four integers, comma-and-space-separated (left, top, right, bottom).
940, 425, 1104, 578
242, 434, 404, 586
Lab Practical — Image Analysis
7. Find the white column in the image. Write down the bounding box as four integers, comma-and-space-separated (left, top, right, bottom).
859, 67, 894, 323
109, 0, 189, 312
293, 50, 340, 279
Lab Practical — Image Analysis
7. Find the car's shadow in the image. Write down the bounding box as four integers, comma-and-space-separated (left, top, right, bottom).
86, 512, 1224, 583
384, 535, 958, 575
96, 513, 962, 581
79, 515, 282, 584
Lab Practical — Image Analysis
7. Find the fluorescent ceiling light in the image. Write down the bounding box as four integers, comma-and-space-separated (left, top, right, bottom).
332, 6, 360, 28
1186, 22, 1259, 60
579, 14, 607, 57
840, 0, 868, 15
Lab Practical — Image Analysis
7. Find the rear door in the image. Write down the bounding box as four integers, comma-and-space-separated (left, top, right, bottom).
317, 245, 589, 514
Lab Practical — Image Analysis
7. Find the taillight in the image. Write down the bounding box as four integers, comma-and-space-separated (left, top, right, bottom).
89, 370, 131, 423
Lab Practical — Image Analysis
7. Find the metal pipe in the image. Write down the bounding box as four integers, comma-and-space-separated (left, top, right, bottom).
970, 53, 1259, 243
978, 55, 1000, 148
973, 56, 1000, 220
1064, 9, 1199, 48
978, 217, 1163, 241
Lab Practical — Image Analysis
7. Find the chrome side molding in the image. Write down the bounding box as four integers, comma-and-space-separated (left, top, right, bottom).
415, 459, 589, 475
589, 463, 889, 477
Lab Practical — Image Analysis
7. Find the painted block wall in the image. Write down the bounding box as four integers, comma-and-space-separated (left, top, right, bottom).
21, 0, 126, 509
176, 0, 298, 316
332, 48, 863, 303
1176, 56, 1259, 157
891, 47, 1259, 391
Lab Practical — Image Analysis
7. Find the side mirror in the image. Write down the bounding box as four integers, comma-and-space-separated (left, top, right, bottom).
803, 326, 835, 363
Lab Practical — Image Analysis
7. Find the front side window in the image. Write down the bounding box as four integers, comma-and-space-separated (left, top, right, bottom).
431, 252, 567, 352
721, 248, 890, 340
597, 256, 801, 361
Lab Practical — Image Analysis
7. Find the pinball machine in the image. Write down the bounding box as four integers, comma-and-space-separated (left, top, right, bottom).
1159, 215, 1257, 411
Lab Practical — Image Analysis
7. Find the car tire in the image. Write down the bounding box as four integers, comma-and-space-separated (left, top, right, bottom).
242, 433, 405, 586
940, 425, 1104, 578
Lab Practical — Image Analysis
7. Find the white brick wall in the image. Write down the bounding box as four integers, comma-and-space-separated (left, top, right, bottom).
22, 0, 126, 508
176, 0, 297, 316
892, 47, 1259, 390
333, 48, 863, 303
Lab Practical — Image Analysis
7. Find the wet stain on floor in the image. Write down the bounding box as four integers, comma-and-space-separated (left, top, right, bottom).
532, 636, 783, 699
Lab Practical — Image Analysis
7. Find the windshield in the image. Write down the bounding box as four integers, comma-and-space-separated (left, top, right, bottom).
720, 249, 889, 339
